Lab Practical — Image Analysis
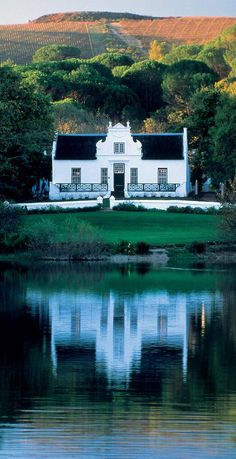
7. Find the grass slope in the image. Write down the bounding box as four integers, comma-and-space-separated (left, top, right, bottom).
25, 210, 221, 245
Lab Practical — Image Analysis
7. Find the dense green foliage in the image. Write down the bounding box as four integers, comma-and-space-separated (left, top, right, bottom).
0, 65, 54, 200
90, 51, 134, 69
32, 45, 81, 63
0, 202, 26, 252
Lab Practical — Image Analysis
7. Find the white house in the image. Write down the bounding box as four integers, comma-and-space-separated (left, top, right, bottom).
26, 287, 222, 388
49, 122, 190, 200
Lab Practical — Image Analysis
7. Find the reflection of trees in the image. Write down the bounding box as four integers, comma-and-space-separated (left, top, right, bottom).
186, 299, 236, 408
221, 274, 236, 345
0, 268, 53, 422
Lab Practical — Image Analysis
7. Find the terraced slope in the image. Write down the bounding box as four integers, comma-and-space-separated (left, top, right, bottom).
113, 17, 236, 49
0, 15, 235, 64
0, 21, 127, 63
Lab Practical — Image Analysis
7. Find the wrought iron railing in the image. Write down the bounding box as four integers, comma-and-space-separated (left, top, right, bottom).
128, 183, 180, 192
58, 183, 108, 192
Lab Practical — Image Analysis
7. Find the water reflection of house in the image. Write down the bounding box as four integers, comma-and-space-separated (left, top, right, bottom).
27, 289, 222, 388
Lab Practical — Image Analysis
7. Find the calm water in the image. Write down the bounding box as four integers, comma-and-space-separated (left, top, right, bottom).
0, 262, 236, 458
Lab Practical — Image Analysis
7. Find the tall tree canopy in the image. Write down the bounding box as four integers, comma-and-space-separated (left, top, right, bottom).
0, 65, 54, 200
208, 94, 236, 184
162, 60, 218, 119
162, 44, 202, 65
90, 52, 134, 69
121, 60, 167, 117
32, 45, 81, 63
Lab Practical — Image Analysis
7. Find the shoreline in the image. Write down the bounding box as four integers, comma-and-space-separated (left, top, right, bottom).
1, 243, 236, 267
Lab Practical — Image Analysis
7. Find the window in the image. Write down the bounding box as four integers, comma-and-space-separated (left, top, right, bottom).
101, 168, 108, 184
114, 142, 125, 154
158, 168, 168, 184
71, 168, 81, 184
114, 163, 125, 174
130, 168, 138, 184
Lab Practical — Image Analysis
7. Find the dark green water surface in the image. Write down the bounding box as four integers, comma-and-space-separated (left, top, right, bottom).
0, 262, 236, 458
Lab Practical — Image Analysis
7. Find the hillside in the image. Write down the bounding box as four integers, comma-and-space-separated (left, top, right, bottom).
114, 16, 236, 46
0, 14, 235, 64
32, 11, 157, 22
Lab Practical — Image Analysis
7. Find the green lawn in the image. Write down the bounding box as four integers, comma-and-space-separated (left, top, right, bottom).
25, 210, 222, 245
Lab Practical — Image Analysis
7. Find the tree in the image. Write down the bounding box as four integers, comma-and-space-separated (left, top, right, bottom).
220, 177, 236, 240
162, 60, 218, 121
53, 99, 109, 133
121, 60, 167, 117
148, 40, 163, 61
90, 52, 134, 69
32, 45, 81, 63
65, 64, 109, 110
197, 45, 230, 78
214, 24, 236, 77
185, 88, 220, 188
163, 44, 202, 65
185, 87, 236, 188
208, 93, 236, 185
112, 65, 130, 78
101, 84, 139, 120
0, 64, 54, 200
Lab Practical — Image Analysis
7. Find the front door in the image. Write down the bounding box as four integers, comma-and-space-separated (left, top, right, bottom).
113, 163, 125, 198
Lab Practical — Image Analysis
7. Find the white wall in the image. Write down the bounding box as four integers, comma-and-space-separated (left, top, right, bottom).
14, 198, 221, 211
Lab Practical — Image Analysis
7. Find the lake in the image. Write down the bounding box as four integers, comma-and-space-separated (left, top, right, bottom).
0, 261, 236, 458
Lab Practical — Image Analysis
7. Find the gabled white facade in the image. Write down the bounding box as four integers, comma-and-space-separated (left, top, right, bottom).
49, 122, 190, 200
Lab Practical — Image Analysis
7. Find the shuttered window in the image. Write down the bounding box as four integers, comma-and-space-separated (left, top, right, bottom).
101, 168, 108, 184
71, 168, 81, 184
130, 168, 138, 184
158, 168, 168, 184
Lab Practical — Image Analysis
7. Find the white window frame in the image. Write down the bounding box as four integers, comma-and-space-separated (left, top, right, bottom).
130, 168, 138, 185
158, 168, 168, 184
101, 168, 108, 184
114, 142, 125, 154
71, 168, 81, 184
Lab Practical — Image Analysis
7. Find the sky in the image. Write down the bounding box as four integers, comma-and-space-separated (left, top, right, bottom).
0, 0, 235, 24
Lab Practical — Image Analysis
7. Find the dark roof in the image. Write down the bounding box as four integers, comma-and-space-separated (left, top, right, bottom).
55, 134, 106, 160
133, 134, 184, 160
54, 133, 184, 160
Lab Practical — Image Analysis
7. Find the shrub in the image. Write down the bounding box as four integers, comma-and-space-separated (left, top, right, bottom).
116, 240, 135, 255
66, 220, 108, 259
71, 240, 108, 260
0, 202, 25, 232
22, 216, 57, 251
113, 203, 147, 211
0, 202, 26, 253
167, 206, 179, 213
167, 205, 220, 215
188, 241, 206, 254
136, 241, 150, 254
219, 177, 236, 240
27, 204, 101, 214
0, 231, 28, 253
25, 218, 108, 259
